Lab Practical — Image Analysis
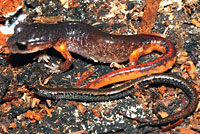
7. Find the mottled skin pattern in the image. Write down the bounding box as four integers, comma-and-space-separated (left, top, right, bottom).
7, 21, 176, 88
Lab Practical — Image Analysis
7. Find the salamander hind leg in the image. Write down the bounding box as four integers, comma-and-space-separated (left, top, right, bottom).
129, 49, 141, 66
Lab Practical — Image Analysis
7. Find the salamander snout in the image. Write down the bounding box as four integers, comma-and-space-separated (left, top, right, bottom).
7, 22, 58, 54
7, 33, 54, 54
7, 37, 30, 54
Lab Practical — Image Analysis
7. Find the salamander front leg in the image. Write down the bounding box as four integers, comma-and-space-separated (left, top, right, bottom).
45, 42, 74, 73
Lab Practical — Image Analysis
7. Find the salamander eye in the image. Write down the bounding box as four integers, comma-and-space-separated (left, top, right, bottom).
16, 42, 27, 50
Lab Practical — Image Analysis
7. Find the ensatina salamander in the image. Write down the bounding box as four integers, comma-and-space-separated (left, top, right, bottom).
7, 21, 176, 88
33, 74, 198, 127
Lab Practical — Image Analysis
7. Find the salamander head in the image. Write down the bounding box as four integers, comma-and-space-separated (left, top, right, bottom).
7, 23, 54, 54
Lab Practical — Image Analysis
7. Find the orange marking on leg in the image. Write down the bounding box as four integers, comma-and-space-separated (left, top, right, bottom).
53, 41, 74, 72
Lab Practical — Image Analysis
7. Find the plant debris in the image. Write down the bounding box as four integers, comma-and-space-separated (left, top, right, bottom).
0, 0, 200, 133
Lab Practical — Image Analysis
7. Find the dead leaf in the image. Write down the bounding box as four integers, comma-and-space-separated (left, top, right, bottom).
92, 107, 102, 118
179, 127, 198, 134
158, 111, 168, 118
43, 76, 52, 85
33, 16, 64, 24
77, 103, 86, 115
192, 19, 200, 28
180, 61, 196, 79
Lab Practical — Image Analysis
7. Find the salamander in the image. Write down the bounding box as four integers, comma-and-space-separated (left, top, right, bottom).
7, 21, 176, 88
33, 74, 198, 127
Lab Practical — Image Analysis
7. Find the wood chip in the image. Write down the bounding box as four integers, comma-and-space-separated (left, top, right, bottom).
138, 0, 162, 34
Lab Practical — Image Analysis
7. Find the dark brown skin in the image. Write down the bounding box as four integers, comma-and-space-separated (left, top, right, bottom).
7, 22, 198, 127
33, 74, 198, 127
7, 21, 176, 88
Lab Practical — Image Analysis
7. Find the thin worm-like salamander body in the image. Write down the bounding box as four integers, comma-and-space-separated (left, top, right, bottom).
7, 22, 176, 88
33, 74, 198, 127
